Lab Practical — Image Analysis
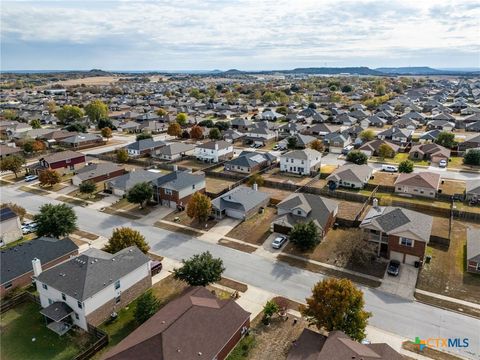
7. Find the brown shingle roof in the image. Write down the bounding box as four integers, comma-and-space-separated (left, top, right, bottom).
42, 150, 85, 164
103, 287, 250, 360
394, 172, 441, 190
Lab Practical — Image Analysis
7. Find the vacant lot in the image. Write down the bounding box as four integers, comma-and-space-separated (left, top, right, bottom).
226, 207, 276, 245
417, 221, 480, 304
205, 176, 236, 194
1, 301, 93, 360
283, 227, 386, 279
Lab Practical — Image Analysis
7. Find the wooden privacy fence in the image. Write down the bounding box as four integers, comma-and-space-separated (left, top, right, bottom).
0, 291, 39, 314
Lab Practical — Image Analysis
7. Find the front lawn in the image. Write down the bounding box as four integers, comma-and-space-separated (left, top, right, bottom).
226, 207, 276, 245
0, 301, 93, 360
163, 208, 218, 230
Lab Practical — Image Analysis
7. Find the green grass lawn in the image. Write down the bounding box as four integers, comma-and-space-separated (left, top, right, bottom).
0, 301, 93, 360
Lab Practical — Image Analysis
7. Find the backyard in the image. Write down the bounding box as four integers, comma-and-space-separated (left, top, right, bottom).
0, 301, 94, 360
226, 206, 276, 245
205, 176, 236, 194
417, 221, 480, 304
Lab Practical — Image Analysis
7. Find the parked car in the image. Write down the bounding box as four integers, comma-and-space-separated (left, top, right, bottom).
25, 175, 38, 182
387, 260, 401, 276
439, 159, 447, 168
21, 222, 37, 234
271, 235, 287, 249
381, 164, 398, 172
341, 145, 354, 155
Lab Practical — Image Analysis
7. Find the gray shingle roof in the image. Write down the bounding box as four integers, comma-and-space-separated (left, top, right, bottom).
151, 170, 205, 191
126, 138, 166, 151
74, 163, 125, 181
156, 142, 195, 156
212, 186, 270, 213
36, 246, 149, 301
107, 170, 162, 191
1, 237, 78, 285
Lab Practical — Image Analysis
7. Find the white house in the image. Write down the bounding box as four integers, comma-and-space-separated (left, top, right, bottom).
35, 247, 151, 334
194, 140, 233, 163
280, 149, 322, 176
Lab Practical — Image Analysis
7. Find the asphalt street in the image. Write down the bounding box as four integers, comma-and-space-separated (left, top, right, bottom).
2, 186, 479, 359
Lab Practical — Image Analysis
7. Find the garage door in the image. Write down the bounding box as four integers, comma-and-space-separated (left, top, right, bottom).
405, 254, 420, 266
225, 209, 244, 219
390, 251, 404, 263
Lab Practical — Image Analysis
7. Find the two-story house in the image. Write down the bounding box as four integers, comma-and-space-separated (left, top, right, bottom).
360, 205, 433, 265
29, 150, 86, 175
194, 140, 233, 163
272, 193, 338, 238
324, 132, 351, 154
151, 170, 206, 208
280, 149, 322, 176
35, 247, 151, 334
224, 151, 275, 174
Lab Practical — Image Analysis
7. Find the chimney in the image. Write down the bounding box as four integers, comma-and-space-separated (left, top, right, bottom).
252, 183, 258, 191
372, 198, 378, 208
32, 258, 42, 277
214, 142, 218, 150
172, 165, 178, 172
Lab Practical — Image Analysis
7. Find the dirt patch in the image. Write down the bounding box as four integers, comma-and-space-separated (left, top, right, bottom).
226, 207, 276, 245
431, 216, 451, 239
369, 171, 398, 186
72, 229, 98, 241
271, 296, 304, 312
56, 196, 89, 207
205, 176, 236, 194
282, 228, 386, 278
102, 207, 141, 220
46, 76, 121, 87
403, 340, 465, 360
259, 187, 295, 202
175, 159, 213, 170
414, 292, 480, 319
163, 209, 218, 230
417, 221, 480, 304
337, 201, 365, 221
218, 278, 248, 293
218, 239, 258, 253
19, 186, 49, 195
153, 221, 203, 237
277, 255, 381, 288
263, 170, 313, 186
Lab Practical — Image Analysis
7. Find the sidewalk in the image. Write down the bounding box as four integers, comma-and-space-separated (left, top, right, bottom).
415, 288, 480, 310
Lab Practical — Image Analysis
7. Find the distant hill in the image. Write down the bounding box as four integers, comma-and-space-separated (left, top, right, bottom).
284, 67, 384, 75
375, 67, 480, 75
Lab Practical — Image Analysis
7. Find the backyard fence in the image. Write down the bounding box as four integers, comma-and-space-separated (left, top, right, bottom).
73, 325, 109, 360
0, 291, 39, 314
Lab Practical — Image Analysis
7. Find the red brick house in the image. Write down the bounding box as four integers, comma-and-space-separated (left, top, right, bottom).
1, 237, 78, 297
103, 286, 251, 360
29, 150, 86, 175
360, 205, 433, 265
151, 170, 206, 208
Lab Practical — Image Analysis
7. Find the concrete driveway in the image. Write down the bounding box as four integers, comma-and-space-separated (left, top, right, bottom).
260, 232, 289, 254
379, 264, 419, 299
199, 217, 242, 242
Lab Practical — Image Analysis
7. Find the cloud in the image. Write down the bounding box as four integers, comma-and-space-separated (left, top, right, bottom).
1, 0, 479, 70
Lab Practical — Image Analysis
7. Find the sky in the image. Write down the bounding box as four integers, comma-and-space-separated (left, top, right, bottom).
1, 0, 480, 71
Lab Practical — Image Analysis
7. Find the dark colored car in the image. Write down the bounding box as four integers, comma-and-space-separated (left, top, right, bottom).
151, 260, 163, 276
387, 260, 400, 276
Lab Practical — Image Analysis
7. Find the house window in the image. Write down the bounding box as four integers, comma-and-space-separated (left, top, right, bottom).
62, 293, 66, 301
477, 263, 480, 271
77, 301, 83, 309
297, 210, 301, 215
114, 280, 120, 290
397, 187, 401, 191
74, 312, 79, 320
400, 238, 414, 247
192, 184, 195, 189
42, 283, 48, 290
48, 299, 53, 305
165, 189, 172, 195
4, 282, 12, 289
115, 295, 121, 304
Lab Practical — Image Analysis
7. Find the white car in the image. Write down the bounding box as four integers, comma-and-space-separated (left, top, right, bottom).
439, 159, 447, 168
25, 175, 38, 182
381, 164, 398, 172
271, 235, 287, 249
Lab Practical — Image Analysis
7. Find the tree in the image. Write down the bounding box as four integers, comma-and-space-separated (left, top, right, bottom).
198, 119, 214, 128
116, 148, 129, 163
464, 149, 480, 166
46, 100, 57, 113
435, 131, 456, 149
79, 181, 96, 196
209, 127, 221, 140
359, 130, 375, 142
287, 137, 298, 149
98, 118, 116, 130
375, 84, 386, 96
167, 122, 182, 138
187, 192, 212, 223
0, 155, 25, 178
104, 227, 150, 254
126, 182, 153, 209
30, 119, 42, 129
398, 160, 414, 173
300, 278, 371, 341
2, 109, 17, 120
310, 139, 324, 152
346, 150, 368, 165
136, 132, 152, 141
341, 85, 353, 93
176, 113, 188, 126
246, 173, 264, 187
34, 203, 77, 238
39, 169, 61, 187
276, 106, 288, 115
215, 121, 230, 131
65, 122, 87, 133
135, 291, 160, 325
173, 251, 225, 286
101, 127, 112, 139
289, 221, 320, 251
190, 125, 203, 139
377, 144, 395, 159
56, 105, 84, 124
262, 300, 280, 324
1, 203, 26, 222
32, 140, 46, 153
85, 100, 108, 122
156, 108, 167, 117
